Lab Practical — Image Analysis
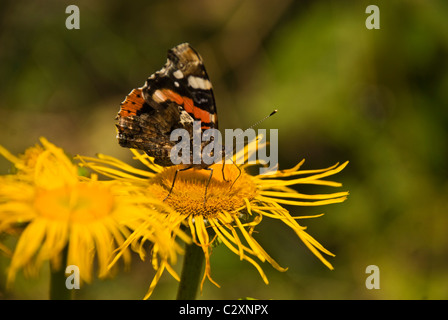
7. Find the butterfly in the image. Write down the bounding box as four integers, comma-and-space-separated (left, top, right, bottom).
116, 43, 234, 202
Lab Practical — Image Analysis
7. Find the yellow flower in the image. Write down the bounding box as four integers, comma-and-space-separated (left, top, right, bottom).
0, 138, 179, 288
78, 135, 349, 299
0, 142, 44, 176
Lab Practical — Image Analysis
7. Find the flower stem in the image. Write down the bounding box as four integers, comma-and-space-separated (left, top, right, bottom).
49, 246, 73, 300
176, 242, 204, 300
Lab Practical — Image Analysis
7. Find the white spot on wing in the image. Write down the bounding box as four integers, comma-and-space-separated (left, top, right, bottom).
188, 76, 212, 90
152, 90, 167, 103
173, 70, 184, 79
179, 110, 194, 126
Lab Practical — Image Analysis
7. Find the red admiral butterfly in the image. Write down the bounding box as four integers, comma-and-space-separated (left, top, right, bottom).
116, 43, 228, 201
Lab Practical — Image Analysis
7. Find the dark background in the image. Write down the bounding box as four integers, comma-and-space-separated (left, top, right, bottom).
0, 0, 447, 299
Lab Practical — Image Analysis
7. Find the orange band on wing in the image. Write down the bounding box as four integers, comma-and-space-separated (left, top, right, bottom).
159, 89, 184, 105
119, 88, 145, 117
120, 88, 215, 129
160, 89, 214, 125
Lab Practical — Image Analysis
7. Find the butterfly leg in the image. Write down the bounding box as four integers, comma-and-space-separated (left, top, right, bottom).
204, 167, 213, 205
164, 165, 194, 202
229, 163, 242, 190
221, 146, 231, 182
221, 161, 230, 182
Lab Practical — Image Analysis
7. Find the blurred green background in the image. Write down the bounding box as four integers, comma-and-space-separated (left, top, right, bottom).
1, 0, 447, 299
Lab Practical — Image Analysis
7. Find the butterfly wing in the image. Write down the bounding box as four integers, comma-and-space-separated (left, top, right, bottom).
116, 43, 218, 166
142, 43, 218, 131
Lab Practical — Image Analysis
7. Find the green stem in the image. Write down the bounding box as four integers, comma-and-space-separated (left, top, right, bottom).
176, 242, 204, 300
49, 246, 73, 300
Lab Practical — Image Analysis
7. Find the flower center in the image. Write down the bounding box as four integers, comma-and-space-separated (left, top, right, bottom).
34, 183, 115, 223
148, 164, 257, 217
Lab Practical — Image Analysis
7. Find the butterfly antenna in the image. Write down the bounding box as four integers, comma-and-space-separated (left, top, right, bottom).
241, 109, 278, 134
227, 108, 277, 157
222, 109, 278, 184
